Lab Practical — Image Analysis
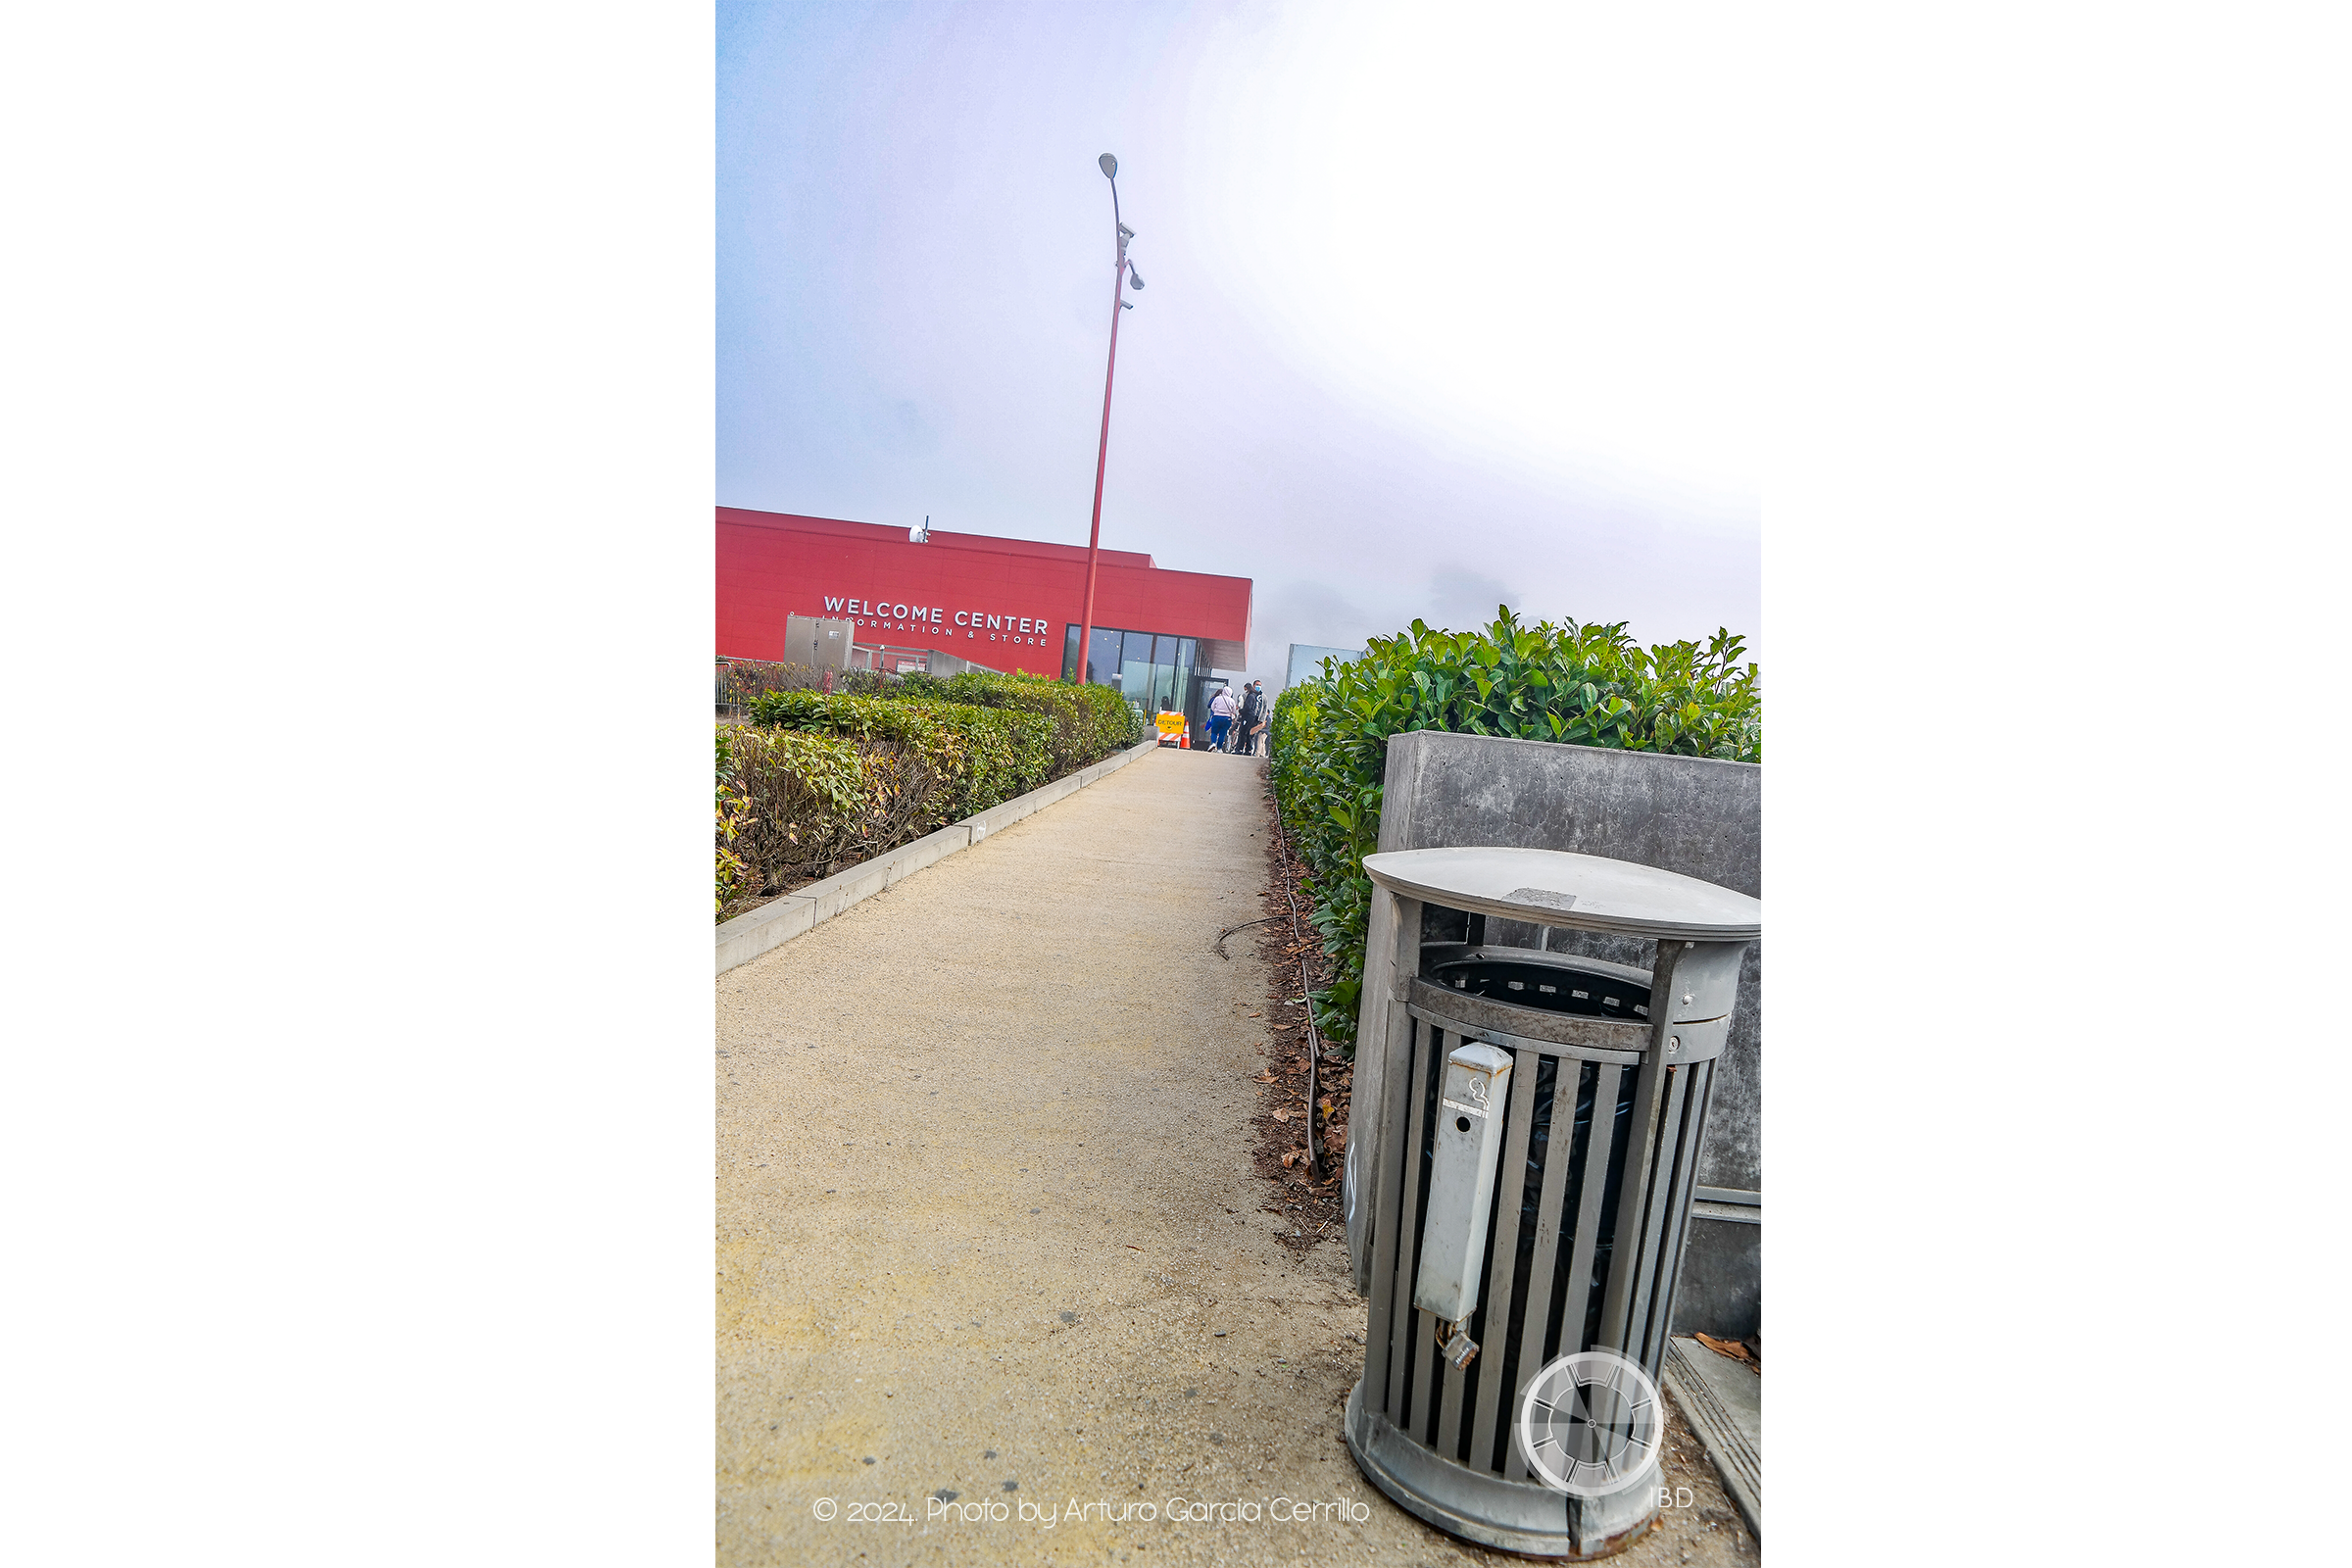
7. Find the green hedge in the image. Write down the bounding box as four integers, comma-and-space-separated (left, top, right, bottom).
717, 659, 893, 709
745, 690, 1055, 825
1270, 610, 1762, 1048
717, 724, 939, 917
913, 671, 1142, 773
718, 676, 1146, 918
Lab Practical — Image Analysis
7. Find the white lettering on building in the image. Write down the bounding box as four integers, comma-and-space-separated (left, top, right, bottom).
807, 591, 1097, 664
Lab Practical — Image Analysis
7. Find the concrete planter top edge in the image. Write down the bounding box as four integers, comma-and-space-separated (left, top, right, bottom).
1385, 728, 1759, 771
713, 891, 816, 944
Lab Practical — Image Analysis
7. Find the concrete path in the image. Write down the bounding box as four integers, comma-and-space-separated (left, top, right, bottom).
716, 747, 1754, 1566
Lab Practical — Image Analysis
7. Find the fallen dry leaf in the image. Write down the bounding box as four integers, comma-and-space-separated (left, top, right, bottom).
1252, 1070, 1278, 1084
1694, 1332, 1753, 1364
1272, 1107, 1291, 1122
1124, 1245, 1144, 1252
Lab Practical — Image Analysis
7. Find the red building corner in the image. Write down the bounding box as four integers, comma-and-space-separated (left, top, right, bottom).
717, 507, 1253, 731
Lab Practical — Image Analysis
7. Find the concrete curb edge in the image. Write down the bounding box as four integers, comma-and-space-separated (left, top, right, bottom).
1660, 1337, 1762, 1541
714, 737, 1163, 975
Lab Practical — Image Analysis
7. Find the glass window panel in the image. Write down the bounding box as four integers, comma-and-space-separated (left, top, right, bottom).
1087, 627, 1123, 687
1173, 638, 1198, 731
1150, 634, 1176, 713
1062, 623, 1080, 682
1120, 632, 1154, 715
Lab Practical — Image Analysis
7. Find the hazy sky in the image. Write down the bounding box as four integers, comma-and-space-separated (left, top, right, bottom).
718, 1, 1761, 687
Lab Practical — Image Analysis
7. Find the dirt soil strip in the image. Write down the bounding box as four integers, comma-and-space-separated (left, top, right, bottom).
716, 746, 1753, 1567
1247, 764, 1348, 1250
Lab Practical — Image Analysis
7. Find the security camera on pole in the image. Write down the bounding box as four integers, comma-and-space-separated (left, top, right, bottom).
1073, 153, 1144, 689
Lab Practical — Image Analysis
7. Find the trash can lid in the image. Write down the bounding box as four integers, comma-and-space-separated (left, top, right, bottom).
1361, 847, 1760, 942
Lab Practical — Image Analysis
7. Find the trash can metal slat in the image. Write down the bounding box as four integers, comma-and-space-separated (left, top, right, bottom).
1593, 941, 1685, 1361
1386, 1020, 1436, 1422
1642, 1060, 1716, 1367
1410, 965, 1658, 1050
1406, 983, 1652, 1061
1360, 988, 1418, 1417
1409, 1032, 1446, 1440
1348, 893, 1416, 1296
1466, 1046, 1542, 1473
1502, 1058, 1580, 1483
1556, 1056, 1628, 1442
1618, 1058, 1691, 1364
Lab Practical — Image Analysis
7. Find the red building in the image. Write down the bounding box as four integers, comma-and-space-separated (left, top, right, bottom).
718, 507, 1253, 727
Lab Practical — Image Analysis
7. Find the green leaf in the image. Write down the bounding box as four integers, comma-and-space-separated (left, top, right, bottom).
1255, 601, 1758, 1049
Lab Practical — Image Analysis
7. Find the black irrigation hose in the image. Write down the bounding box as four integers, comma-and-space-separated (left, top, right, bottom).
1212, 916, 1283, 959
1267, 808, 1326, 1183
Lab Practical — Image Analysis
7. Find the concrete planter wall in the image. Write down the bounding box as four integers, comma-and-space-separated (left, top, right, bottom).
1377, 730, 1761, 1339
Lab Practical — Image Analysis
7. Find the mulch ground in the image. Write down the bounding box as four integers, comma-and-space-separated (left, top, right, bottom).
1244, 762, 1350, 1252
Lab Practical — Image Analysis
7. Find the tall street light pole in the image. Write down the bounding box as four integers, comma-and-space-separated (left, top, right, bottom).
1075, 153, 1142, 687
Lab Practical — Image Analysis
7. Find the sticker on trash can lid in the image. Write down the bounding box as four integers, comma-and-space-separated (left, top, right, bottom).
1507, 887, 1579, 911
1516, 1348, 1664, 1497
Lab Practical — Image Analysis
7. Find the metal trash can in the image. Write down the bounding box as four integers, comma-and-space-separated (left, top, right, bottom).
1342, 848, 1761, 1558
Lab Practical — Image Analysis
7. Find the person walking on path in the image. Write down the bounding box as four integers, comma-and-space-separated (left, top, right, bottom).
1238, 679, 1268, 756
1206, 683, 1236, 752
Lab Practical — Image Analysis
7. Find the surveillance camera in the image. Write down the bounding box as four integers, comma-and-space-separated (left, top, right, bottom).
1117, 222, 1135, 241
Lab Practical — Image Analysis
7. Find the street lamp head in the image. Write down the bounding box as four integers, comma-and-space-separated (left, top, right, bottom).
1125, 267, 1145, 289
1099, 153, 1118, 178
